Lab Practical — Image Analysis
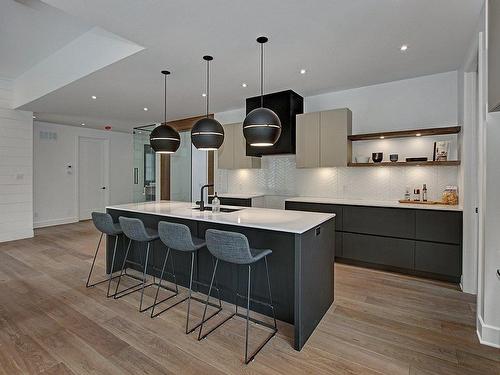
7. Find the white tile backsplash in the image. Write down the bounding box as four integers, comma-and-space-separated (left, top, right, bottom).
216, 155, 459, 202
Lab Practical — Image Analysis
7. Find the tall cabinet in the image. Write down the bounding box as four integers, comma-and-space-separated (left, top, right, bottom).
218, 123, 261, 169
296, 108, 352, 168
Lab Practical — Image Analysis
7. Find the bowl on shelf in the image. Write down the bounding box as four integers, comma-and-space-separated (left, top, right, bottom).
355, 155, 370, 163
372, 152, 383, 163
390, 154, 399, 162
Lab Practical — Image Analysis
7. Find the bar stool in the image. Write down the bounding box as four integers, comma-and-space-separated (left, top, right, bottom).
114, 217, 179, 312
86, 212, 125, 297
151, 222, 223, 334
198, 229, 278, 364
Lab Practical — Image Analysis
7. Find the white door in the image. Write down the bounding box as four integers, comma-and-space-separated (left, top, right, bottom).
79, 137, 107, 220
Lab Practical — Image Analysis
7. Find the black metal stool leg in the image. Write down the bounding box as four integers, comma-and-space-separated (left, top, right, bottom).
114, 239, 136, 298
185, 252, 195, 332
86, 232, 103, 287
138, 242, 151, 312
106, 235, 119, 297
245, 265, 252, 364
264, 256, 277, 329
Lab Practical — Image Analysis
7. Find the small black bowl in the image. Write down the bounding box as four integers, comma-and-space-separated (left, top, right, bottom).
372, 152, 383, 163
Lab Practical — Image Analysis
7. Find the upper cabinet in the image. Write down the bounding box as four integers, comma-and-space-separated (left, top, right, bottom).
218, 123, 261, 170
489, 0, 500, 112
296, 108, 352, 168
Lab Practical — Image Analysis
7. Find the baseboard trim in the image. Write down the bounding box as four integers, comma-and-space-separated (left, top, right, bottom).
34, 217, 78, 228
0, 228, 34, 243
477, 315, 500, 348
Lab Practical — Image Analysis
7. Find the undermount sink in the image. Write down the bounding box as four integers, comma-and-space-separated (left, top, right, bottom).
192, 207, 242, 213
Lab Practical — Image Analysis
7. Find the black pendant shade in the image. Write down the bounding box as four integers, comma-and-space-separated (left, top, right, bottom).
243, 36, 281, 147
191, 56, 224, 150
150, 70, 180, 154
243, 107, 281, 146
150, 122, 181, 154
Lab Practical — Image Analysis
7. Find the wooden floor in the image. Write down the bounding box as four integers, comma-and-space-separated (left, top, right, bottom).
0, 221, 498, 375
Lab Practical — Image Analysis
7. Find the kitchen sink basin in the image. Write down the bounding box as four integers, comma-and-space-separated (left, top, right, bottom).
192, 207, 242, 213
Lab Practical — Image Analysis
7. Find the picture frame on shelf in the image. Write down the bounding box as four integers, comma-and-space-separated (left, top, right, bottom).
433, 141, 450, 161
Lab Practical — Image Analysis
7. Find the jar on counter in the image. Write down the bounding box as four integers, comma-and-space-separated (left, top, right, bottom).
442, 186, 459, 205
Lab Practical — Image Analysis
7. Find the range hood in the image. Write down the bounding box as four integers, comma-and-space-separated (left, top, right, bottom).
245, 90, 304, 156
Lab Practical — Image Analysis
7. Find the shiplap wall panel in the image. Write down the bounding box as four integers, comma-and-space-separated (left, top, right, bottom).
0, 78, 33, 242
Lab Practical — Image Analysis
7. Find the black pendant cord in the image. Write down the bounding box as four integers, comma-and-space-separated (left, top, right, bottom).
260, 41, 264, 108
164, 72, 167, 125
206, 58, 210, 117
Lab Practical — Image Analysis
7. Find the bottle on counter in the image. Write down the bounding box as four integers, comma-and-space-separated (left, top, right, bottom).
404, 187, 411, 201
422, 184, 428, 202
212, 192, 220, 213
413, 188, 421, 202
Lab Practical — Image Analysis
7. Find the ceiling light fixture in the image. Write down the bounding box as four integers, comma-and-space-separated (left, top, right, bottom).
300, 69, 307, 74
380, 136, 385, 139
149, 71, 181, 154
242, 83, 247, 88
416, 133, 421, 137
400, 45, 408, 51
191, 56, 224, 151
202, 93, 207, 97
243, 36, 281, 147
143, 107, 148, 111
32, 115, 36, 119
81, 123, 85, 126
91, 95, 97, 99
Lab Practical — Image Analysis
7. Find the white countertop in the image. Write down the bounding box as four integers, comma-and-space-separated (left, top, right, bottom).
285, 197, 462, 211
209, 193, 264, 199
107, 201, 335, 234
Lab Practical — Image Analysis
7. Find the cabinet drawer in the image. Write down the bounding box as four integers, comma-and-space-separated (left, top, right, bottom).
415, 242, 462, 277
335, 232, 343, 257
415, 210, 462, 244
343, 206, 415, 238
342, 233, 414, 269
285, 202, 343, 231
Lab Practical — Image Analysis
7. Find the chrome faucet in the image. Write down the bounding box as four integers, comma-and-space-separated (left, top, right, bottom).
196, 184, 213, 211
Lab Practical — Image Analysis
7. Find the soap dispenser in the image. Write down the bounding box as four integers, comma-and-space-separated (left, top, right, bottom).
212, 192, 220, 213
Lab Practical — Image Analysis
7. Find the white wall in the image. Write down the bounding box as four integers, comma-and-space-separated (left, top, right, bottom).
33, 121, 133, 227
0, 78, 33, 242
215, 71, 460, 206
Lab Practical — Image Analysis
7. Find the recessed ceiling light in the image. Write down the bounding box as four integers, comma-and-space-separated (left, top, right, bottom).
32, 115, 36, 119
415, 133, 421, 137
300, 69, 307, 74
81, 123, 85, 126
242, 83, 247, 88
143, 107, 148, 111
202, 93, 207, 97
380, 136, 385, 139
91, 95, 97, 99
400, 45, 408, 51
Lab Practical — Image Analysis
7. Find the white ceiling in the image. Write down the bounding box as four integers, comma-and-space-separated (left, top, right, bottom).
2, 0, 484, 132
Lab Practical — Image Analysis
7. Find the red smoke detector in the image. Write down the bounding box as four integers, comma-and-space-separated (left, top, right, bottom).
104, 125, 112, 131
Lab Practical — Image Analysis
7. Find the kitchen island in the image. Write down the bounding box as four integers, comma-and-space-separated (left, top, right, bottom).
106, 201, 335, 350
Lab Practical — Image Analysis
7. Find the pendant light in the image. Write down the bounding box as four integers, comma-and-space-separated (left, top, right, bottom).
191, 56, 224, 150
150, 70, 181, 154
243, 36, 281, 147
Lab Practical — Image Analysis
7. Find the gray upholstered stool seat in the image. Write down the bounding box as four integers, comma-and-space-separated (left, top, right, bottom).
86, 212, 124, 297
113, 216, 178, 313
198, 229, 277, 364
151, 222, 223, 333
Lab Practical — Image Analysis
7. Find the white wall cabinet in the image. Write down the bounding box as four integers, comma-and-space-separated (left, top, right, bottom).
296, 108, 352, 168
218, 123, 261, 169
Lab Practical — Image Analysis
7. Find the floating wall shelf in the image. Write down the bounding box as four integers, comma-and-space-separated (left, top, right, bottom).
347, 161, 461, 167
347, 126, 461, 141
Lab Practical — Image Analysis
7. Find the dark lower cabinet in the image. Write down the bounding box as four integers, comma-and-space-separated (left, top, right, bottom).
415, 242, 462, 277
342, 233, 414, 269
285, 200, 463, 283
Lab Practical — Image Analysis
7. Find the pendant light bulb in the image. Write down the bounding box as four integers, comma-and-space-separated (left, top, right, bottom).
191, 56, 225, 150
150, 70, 181, 154
242, 36, 281, 147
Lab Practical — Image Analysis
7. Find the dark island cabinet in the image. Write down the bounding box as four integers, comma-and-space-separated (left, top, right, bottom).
285, 201, 463, 282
